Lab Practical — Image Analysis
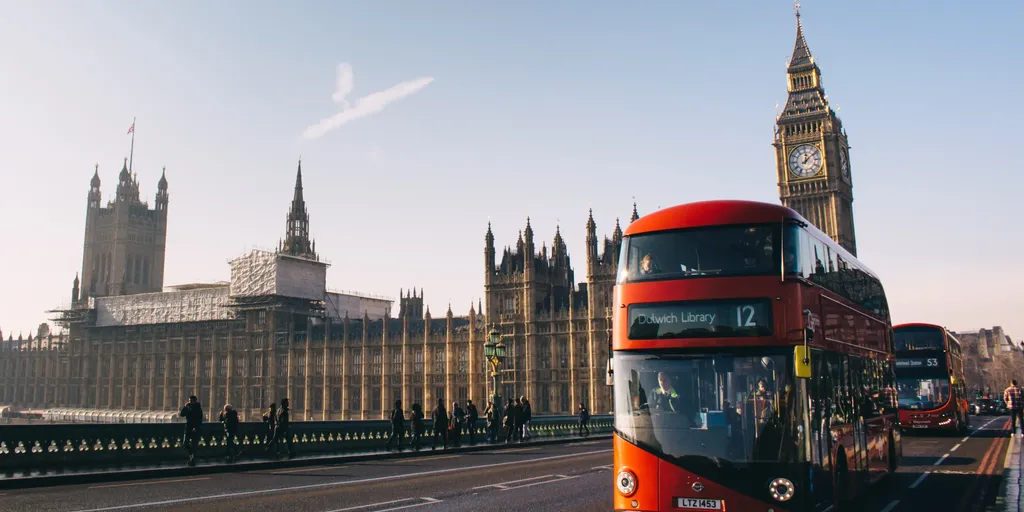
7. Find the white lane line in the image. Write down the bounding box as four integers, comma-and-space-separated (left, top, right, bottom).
909, 471, 930, 489
950, 443, 962, 452
472, 475, 551, 490
879, 500, 899, 512
962, 436, 970, 442
326, 497, 442, 512
68, 449, 612, 512
592, 465, 613, 470
933, 453, 950, 466
89, 477, 210, 489
499, 475, 579, 491
933, 470, 978, 475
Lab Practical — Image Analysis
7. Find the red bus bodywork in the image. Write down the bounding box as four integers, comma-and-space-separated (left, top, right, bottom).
894, 323, 970, 433
612, 200, 900, 512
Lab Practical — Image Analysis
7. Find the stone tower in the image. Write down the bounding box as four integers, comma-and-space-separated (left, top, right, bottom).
399, 288, 425, 319
278, 160, 318, 261
79, 160, 169, 300
773, 7, 857, 256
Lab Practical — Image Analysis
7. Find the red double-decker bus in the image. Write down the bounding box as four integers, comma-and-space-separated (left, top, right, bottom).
894, 323, 970, 433
611, 200, 900, 512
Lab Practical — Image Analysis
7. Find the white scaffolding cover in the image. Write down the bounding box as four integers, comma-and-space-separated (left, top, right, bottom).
229, 250, 327, 301
95, 286, 232, 327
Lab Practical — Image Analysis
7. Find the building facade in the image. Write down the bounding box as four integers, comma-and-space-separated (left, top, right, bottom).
956, 326, 1023, 396
773, 9, 858, 256
2, 161, 626, 421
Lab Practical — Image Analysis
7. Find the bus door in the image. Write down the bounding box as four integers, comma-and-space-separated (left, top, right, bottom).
843, 356, 871, 483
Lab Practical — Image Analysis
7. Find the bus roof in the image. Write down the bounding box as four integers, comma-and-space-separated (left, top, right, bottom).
623, 200, 802, 237
894, 323, 945, 330
623, 199, 880, 279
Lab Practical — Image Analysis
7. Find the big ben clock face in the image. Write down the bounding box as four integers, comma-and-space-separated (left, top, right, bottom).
839, 148, 850, 181
788, 144, 822, 178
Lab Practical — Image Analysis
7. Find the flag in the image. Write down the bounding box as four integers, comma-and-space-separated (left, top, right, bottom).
127, 122, 135, 135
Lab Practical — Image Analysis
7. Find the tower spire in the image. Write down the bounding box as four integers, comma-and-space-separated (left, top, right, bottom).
281, 159, 316, 260
788, 2, 814, 72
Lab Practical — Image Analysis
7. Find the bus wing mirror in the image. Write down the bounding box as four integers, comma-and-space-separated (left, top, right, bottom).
794, 346, 812, 379
804, 327, 815, 343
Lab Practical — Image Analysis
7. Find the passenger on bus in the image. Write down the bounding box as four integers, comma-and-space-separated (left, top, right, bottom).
639, 254, 660, 276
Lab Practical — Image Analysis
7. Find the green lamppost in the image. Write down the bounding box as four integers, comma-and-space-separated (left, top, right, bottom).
485, 325, 507, 439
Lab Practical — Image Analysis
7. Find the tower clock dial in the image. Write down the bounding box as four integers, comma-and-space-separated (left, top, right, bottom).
839, 148, 850, 181
788, 144, 822, 178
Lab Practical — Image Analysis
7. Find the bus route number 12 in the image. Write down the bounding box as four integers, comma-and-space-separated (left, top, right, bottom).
736, 305, 757, 327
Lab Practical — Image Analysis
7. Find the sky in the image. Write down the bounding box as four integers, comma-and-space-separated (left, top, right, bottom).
0, 1, 1022, 340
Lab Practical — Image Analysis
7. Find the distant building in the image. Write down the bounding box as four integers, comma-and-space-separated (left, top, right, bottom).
955, 326, 1023, 396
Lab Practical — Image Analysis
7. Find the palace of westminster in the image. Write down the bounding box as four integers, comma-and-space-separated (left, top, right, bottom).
2, 13, 876, 421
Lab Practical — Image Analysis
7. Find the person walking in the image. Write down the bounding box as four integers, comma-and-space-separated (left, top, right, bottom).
520, 397, 532, 441
504, 398, 518, 443
263, 403, 278, 454
465, 399, 479, 444
450, 401, 465, 447
1005, 380, 1023, 436
219, 404, 240, 462
578, 402, 591, 437
386, 400, 406, 451
431, 398, 449, 450
275, 398, 294, 459
484, 401, 496, 442
410, 403, 425, 451
179, 395, 203, 467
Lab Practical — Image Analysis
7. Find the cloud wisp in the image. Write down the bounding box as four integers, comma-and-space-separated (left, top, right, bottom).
302, 63, 434, 140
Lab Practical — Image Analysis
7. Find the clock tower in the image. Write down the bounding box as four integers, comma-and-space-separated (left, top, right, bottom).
773, 7, 857, 256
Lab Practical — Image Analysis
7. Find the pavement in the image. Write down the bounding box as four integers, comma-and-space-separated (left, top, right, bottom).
0, 416, 1015, 512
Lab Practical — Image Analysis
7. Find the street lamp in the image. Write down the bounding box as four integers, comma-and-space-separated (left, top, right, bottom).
485, 325, 508, 440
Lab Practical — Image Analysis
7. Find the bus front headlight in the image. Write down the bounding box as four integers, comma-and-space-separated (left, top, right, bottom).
616, 469, 637, 496
769, 478, 795, 502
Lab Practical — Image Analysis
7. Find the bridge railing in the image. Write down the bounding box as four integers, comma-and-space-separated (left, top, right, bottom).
0, 415, 613, 474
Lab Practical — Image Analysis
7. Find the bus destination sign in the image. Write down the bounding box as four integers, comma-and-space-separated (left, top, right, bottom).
627, 299, 773, 340
895, 357, 943, 369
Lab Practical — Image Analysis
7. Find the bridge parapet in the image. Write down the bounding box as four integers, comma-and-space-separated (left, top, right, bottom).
0, 415, 613, 475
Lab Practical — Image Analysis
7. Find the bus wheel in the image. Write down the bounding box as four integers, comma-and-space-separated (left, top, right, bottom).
957, 415, 968, 435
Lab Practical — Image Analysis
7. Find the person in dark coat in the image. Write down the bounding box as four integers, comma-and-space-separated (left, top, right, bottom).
386, 400, 405, 451
263, 403, 278, 454
179, 395, 203, 467
274, 398, 294, 459
578, 402, 591, 437
504, 398, 518, 443
520, 397, 533, 441
450, 401, 465, 447
484, 401, 496, 442
410, 403, 425, 451
219, 404, 240, 462
465, 399, 479, 444
431, 398, 449, 450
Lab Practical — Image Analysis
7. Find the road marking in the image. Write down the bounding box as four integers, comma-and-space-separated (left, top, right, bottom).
962, 436, 970, 442
955, 418, 1010, 512
472, 475, 551, 490
592, 465, 613, 470
577, 441, 603, 445
1004, 434, 1019, 469
933, 453, 949, 466
909, 472, 930, 489
270, 454, 463, 474
934, 470, 977, 475
879, 500, 899, 512
950, 443, 962, 452
68, 449, 612, 512
488, 448, 541, 454
499, 474, 579, 491
325, 497, 442, 512
88, 477, 210, 490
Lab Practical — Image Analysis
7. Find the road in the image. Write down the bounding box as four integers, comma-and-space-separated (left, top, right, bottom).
0, 416, 1012, 512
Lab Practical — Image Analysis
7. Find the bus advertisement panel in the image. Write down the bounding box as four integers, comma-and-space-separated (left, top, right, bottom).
612, 200, 900, 512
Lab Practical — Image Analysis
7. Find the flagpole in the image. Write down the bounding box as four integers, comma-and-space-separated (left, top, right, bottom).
128, 117, 136, 173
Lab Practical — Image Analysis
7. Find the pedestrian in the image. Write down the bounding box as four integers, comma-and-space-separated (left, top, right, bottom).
578, 402, 590, 437
450, 401, 465, 447
431, 398, 449, 450
179, 395, 203, 467
220, 404, 240, 462
484, 401, 496, 442
513, 397, 525, 443
465, 399, 479, 444
504, 398, 518, 443
275, 398, 294, 459
386, 400, 405, 451
411, 403, 425, 451
520, 397, 532, 440
263, 402, 278, 454
1005, 380, 1023, 436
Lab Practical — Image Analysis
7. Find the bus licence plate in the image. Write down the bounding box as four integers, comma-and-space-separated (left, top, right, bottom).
676, 497, 723, 510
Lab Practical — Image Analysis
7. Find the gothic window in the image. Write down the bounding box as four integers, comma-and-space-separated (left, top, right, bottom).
276, 355, 287, 377
414, 347, 423, 374
203, 359, 211, 378
371, 349, 382, 376
315, 355, 324, 376
217, 356, 227, 377
391, 349, 403, 376
350, 351, 362, 376
457, 346, 468, 374
296, 354, 305, 377
235, 356, 246, 377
